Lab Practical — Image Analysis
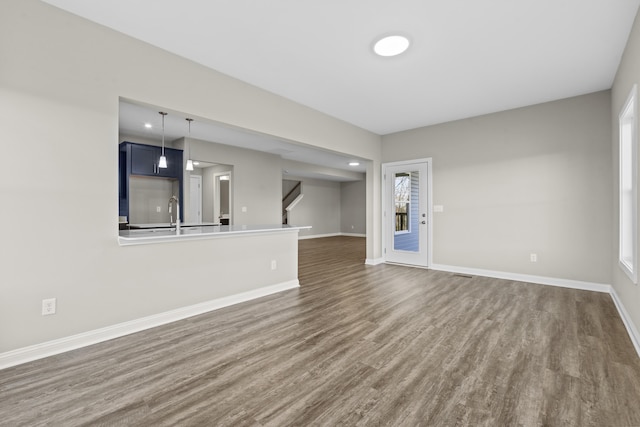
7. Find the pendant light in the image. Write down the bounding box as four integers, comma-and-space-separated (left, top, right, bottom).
185, 118, 194, 171
158, 111, 168, 168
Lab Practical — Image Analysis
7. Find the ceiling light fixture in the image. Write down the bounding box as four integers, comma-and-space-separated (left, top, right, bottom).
185, 118, 194, 171
349, 162, 360, 166
373, 35, 410, 57
158, 112, 168, 169
144, 123, 152, 129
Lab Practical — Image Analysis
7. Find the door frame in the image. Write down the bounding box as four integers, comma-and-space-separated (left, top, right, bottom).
189, 174, 202, 223
382, 158, 433, 267
214, 171, 233, 224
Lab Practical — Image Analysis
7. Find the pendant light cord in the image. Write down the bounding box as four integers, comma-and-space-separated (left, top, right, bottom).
160, 111, 167, 156
186, 118, 193, 158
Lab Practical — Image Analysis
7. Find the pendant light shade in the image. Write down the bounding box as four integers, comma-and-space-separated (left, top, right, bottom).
185, 118, 194, 171
158, 155, 168, 168
158, 111, 168, 169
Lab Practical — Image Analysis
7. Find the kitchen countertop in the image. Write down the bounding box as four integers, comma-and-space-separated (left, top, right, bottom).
128, 222, 220, 229
118, 224, 312, 246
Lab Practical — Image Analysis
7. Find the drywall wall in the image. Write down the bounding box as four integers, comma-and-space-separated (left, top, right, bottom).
341, 180, 366, 235
611, 9, 640, 339
183, 137, 281, 225
287, 177, 341, 237
382, 91, 612, 284
0, 0, 380, 354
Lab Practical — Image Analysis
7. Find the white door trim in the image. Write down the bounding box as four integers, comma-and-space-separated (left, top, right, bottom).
189, 174, 202, 223
214, 172, 233, 224
382, 158, 433, 267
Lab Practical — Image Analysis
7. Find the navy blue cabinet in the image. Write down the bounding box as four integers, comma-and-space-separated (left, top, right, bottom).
129, 143, 182, 178
119, 142, 183, 223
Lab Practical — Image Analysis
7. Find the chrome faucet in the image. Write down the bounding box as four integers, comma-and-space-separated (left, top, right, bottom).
168, 195, 180, 233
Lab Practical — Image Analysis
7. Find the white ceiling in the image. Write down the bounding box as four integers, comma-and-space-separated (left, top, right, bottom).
41, 0, 640, 135
46, 0, 640, 178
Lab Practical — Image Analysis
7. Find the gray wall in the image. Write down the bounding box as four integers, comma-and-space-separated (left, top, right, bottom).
340, 180, 366, 235
182, 136, 280, 225
288, 177, 341, 237
382, 91, 612, 284
0, 0, 380, 354
611, 9, 640, 339
201, 165, 232, 223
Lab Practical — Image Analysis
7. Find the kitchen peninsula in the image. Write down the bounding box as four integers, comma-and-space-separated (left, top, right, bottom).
118, 224, 311, 246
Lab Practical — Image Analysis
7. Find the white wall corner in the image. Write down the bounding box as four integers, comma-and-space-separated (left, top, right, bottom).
609, 286, 640, 358
365, 257, 385, 265
0, 280, 300, 371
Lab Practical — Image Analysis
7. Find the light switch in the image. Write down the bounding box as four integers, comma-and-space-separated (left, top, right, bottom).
242, 206, 247, 213
156, 206, 161, 213
433, 205, 444, 212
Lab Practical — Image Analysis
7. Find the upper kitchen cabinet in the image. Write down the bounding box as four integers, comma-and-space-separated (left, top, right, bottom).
126, 142, 183, 178
119, 141, 184, 221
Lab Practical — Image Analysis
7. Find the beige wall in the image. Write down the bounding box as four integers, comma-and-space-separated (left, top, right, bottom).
611, 10, 640, 336
382, 91, 612, 284
288, 177, 342, 237
183, 137, 281, 225
0, 0, 380, 353
341, 180, 367, 235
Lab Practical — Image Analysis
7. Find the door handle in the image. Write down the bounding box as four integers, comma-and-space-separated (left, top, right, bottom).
421, 220, 426, 224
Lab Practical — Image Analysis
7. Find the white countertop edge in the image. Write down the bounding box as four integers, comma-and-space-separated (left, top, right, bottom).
118, 225, 311, 246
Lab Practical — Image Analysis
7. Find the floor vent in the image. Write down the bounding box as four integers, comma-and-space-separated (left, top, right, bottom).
452, 273, 474, 279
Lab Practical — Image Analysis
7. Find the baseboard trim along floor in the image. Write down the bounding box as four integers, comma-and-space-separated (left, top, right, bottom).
431, 263, 640, 358
298, 232, 366, 240
430, 264, 610, 293
3, 261, 639, 370
610, 286, 640, 358
0, 280, 300, 370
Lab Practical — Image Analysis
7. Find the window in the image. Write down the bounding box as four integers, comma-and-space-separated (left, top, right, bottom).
395, 173, 410, 233
619, 84, 638, 284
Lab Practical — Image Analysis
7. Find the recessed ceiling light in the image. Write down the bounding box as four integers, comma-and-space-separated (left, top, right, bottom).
349, 162, 360, 166
373, 35, 410, 57
144, 123, 152, 129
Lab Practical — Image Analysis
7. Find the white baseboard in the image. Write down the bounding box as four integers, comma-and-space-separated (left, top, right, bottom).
430, 264, 611, 293
0, 280, 300, 370
298, 233, 342, 240
365, 257, 385, 265
609, 286, 640, 358
298, 232, 365, 240
430, 263, 640, 358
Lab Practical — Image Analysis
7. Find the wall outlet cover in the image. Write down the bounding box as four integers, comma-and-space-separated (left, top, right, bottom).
42, 298, 56, 316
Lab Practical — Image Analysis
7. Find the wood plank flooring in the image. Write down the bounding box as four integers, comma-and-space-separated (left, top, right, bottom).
2, 236, 640, 426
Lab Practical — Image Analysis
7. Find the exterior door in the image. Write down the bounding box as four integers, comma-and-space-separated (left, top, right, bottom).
383, 160, 431, 267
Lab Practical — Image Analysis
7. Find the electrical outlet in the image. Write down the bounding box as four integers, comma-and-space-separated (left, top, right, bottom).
271, 260, 277, 270
530, 253, 538, 263
42, 298, 56, 316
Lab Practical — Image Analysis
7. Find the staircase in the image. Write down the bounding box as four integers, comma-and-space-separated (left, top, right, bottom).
282, 181, 302, 224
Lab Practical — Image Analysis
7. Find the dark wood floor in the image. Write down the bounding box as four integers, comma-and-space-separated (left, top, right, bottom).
2, 236, 640, 426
